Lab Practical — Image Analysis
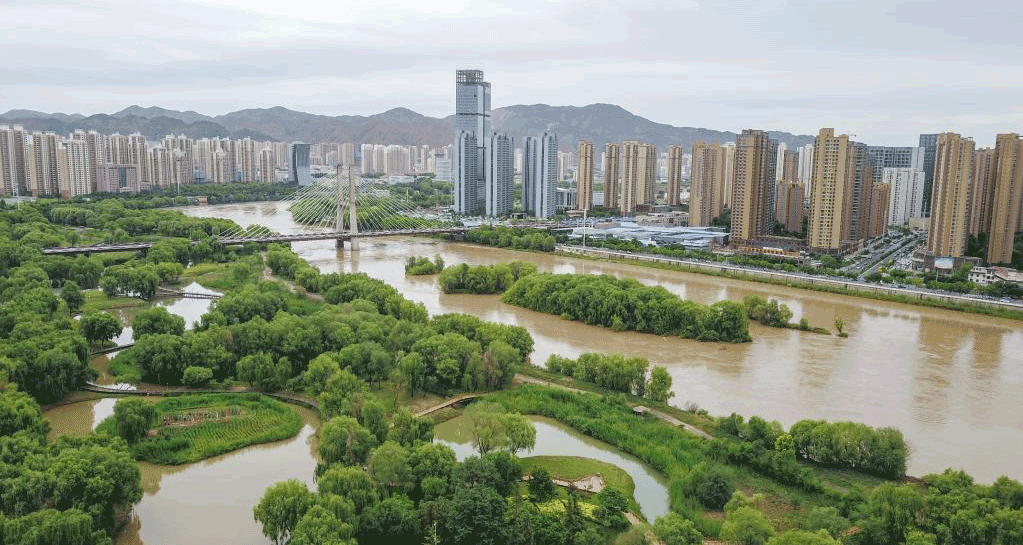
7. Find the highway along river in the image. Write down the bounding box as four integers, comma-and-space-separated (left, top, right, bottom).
182, 201, 1023, 483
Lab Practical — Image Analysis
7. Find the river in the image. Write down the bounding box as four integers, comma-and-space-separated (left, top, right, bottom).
181, 201, 1023, 483
435, 414, 670, 521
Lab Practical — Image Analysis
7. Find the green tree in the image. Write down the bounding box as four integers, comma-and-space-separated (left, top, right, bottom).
59, 280, 84, 313
646, 366, 674, 402
594, 486, 630, 529
318, 416, 376, 466
466, 401, 508, 455
181, 366, 214, 387
131, 307, 186, 340
317, 466, 379, 513
506, 503, 566, 545
80, 311, 123, 345
801, 506, 850, 537
113, 398, 157, 443
442, 484, 507, 545
528, 467, 557, 501
504, 413, 536, 455
834, 317, 845, 336
360, 399, 389, 444
236, 352, 291, 392
0, 389, 48, 438
720, 506, 776, 545
253, 479, 316, 545
388, 407, 433, 447
653, 512, 703, 545
358, 495, 421, 545
369, 441, 412, 495
290, 504, 356, 545
682, 462, 734, 510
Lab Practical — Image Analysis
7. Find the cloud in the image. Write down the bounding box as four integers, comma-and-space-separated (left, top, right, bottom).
1, 0, 1020, 145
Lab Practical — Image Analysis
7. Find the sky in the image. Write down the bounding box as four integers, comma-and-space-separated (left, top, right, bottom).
2, 0, 1021, 146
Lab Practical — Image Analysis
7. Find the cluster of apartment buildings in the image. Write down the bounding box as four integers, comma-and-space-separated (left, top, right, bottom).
0, 124, 453, 199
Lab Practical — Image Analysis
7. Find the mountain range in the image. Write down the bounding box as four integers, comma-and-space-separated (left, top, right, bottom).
0, 104, 815, 152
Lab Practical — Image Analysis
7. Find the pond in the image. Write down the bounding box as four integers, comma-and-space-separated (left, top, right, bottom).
434, 414, 670, 522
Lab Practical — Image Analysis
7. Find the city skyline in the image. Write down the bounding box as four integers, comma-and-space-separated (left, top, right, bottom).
3, 0, 1021, 147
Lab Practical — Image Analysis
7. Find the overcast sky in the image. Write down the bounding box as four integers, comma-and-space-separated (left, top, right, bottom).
2, 0, 1020, 146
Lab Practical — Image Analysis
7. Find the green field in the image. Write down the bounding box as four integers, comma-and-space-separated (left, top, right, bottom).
521, 455, 637, 506
96, 393, 303, 465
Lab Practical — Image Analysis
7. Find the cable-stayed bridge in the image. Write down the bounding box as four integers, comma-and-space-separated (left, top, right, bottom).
43, 169, 561, 255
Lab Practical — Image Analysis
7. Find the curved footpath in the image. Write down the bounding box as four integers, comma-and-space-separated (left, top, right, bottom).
81, 382, 320, 411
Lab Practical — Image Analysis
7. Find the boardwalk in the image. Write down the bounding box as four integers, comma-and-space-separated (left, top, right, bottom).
413, 392, 484, 418
156, 287, 221, 299
80, 382, 319, 411
91, 343, 134, 356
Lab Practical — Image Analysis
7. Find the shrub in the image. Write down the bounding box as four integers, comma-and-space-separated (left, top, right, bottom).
682, 463, 735, 510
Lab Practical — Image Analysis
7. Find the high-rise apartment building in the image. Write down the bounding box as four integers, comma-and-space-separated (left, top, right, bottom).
453, 131, 480, 215
868, 183, 891, 239
722, 142, 736, 208
259, 149, 276, 183
620, 141, 657, 214
780, 149, 799, 183
846, 142, 875, 242
453, 70, 491, 215
729, 130, 778, 245
603, 143, 620, 210
867, 146, 924, 185
689, 141, 726, 227
666, 144, 683, 206
775, 181, 804, 233
576, 140, 594, 211
927, 133, 975, 257
808, 129, 854, 253
289, 142, 312, 186
797, 144, 814, 192
919, 133, 940, 216
523, 133, 558, 218
0, 125, 30, 196
969, 147, 997, 236
883, 167, 926, 226
987, 134, 1023, 264
59, 139, 92, 198
485, 133, 514, 216
27, 132, 61, 196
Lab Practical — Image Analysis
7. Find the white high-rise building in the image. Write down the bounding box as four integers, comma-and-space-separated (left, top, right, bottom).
485, 133, 514, 217
453, 70, 491, 215
60, 139, 92, 198
523, 132, 558, 218
453, 131, 480, 215
797, 144, 814, 192
884, 167, 926, 226
775, 142, 788, 182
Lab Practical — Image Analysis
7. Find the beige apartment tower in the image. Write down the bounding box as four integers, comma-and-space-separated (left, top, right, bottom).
987, 134, 1023, 264
576, 140, 594, 211
927, 133, 975, 257
620, 141, 657, 214
666, 144, 683, 206
868, 183, 891, 239
808, 128, 853, 253
969, 147, 997, 236
603, 142, 620, 210
730, 130, 777, 245
690, 141, 726, 226
775, 181, 804, 233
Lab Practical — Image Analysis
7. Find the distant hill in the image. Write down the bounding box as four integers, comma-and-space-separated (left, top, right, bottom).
1, 104, 815, 151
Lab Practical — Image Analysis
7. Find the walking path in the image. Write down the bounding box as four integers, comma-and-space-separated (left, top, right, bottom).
513, 374, 714, 440
81, 382, 319, 410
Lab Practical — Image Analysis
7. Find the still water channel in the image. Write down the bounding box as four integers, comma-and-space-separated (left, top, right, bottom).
435, 415, 670, 521
182, 202, 1023, 483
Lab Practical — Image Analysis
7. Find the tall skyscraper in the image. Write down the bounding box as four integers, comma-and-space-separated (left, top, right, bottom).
729, 130, 777, 245
780, 149, 799, 183
927, 133, 975, 257
846, 142, 875, 242
987, 134, 1023, 264
60, 139, 92, 198
620, 141, 657, 214
867, 146, 924, 184
919, 133, 940, 216
603, 143, 620, 210
797, 143, 814, 192
259, 149, 276, 183
576, 140, 594, 211
453, 70, 491, 215
523, 133, 558, 218
485, 133, 514, 217
968, 147, 996, 236
689, 141, 726, 226
666, 144, 683, 206
289, 142, 312, 186
722, 142, 736, 208
0, 125, 30, 196
883, 167, 926, 226
808, 128, 854, 253
27, 132, 61, 196
868, 183, 891, 239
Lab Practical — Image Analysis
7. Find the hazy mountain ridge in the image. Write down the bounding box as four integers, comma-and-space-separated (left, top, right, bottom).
1, 104, 815, 150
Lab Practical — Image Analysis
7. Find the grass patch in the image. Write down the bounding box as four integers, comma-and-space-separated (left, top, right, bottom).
105, 350, 142, 383
96, 393, 302, 465
82, 290, 148, 312
521, 455, 639, 513
181, 254, 264, 292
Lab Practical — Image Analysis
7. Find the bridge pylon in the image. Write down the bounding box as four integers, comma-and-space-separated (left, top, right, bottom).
335, 164, 360, 251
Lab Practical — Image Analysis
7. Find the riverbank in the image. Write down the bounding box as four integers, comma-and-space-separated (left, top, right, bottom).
557, 245, 1023, 321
